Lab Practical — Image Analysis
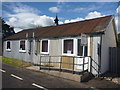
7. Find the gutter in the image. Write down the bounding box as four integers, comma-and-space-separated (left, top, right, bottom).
85, 31, 104, 37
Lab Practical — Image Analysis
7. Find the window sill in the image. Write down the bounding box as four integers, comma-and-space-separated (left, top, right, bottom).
19, 50, 26, 53
41, 52, 49, 54
62, 53, 76, 56
6, 49, 11, 52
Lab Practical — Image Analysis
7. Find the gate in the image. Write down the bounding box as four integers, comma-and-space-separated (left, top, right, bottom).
109, 47, 120, 73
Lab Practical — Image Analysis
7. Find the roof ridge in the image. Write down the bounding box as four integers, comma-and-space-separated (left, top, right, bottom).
4, 15, 113, 40
17, 15, 113, 32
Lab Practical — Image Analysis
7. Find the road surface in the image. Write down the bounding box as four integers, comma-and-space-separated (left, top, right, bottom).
1, 63, 90, 89
1, 62, 120, 89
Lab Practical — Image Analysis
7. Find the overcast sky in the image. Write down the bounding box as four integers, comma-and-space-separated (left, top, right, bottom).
2, 1, 120, 33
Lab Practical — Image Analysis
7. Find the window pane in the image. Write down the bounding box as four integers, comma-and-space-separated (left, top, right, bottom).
84, 46, 88, 56
42, 40, 48, 52
7, 41, 10, 49
77, 39, 83, 56
20, 41, 25, 50
64, 39, 73, 54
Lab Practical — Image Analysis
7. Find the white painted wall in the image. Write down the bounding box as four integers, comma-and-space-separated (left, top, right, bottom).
3, 40, 33, 63
101, 19, 117, 74
49, 39, 62, 56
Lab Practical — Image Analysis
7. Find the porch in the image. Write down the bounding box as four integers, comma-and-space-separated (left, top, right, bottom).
39, 55, 91, 74
28, 55, 101, 82
28, 55, 94, 82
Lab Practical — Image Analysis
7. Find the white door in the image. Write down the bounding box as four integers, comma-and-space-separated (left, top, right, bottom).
91, 36, 101, 75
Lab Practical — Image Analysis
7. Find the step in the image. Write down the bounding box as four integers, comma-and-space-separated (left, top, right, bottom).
26, 66, 93, 82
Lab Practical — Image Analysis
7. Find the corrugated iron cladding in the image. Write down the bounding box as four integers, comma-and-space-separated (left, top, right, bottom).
4, 15, 113, 40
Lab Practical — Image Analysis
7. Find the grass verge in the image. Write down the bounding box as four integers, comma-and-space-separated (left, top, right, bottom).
0, 56, 32, 68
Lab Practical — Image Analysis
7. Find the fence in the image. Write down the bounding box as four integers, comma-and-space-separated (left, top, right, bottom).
39, 55, 91, 74
109, 47, 120, 73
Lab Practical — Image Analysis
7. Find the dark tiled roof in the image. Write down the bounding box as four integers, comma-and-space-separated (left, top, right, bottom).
4, 15, 113, 40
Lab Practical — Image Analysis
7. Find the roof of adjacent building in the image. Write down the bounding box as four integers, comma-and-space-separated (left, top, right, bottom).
4, 15, 113, 40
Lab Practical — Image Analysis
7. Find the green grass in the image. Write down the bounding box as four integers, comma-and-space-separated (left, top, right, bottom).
0, 57, 2, 62
0, 57, 32, 68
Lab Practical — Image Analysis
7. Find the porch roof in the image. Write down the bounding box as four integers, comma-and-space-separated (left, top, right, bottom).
4, 15, 113, 40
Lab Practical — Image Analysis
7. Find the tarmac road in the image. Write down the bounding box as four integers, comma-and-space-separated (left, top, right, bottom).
1, 63, 90, 89
1, 62, 120, 89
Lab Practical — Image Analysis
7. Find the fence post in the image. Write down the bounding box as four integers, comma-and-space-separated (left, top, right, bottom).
40, 56, 41, 70
88, 56, 89, 72
72, 57, 74, 74
83, 57, 84, 71
49, 56, 51, 70
90, 56, 92, 73
59, 56, 62, 72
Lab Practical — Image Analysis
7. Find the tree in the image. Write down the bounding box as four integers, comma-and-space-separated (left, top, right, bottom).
0, 17, 15, 39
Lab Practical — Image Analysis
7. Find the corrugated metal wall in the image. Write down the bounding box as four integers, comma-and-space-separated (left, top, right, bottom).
109, 47, 120, 73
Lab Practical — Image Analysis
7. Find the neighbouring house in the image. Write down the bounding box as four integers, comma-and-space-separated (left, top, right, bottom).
3, 15, 117, 76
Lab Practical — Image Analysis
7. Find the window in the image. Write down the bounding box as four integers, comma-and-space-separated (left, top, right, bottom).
41, 40, 48, 53
63, 39, 73, 54
77, 39, 83, 56
7, 41, 11, 49
84, 46, 88, 56
78, 39, 88, 56
20, 40, 25, 50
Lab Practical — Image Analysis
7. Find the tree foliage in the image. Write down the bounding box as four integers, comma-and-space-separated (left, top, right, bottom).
1, 18, 15, 38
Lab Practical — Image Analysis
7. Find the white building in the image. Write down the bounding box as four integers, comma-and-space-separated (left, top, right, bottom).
3, 15, 117, 75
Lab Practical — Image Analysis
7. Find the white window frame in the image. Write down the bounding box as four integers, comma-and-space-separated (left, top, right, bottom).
40, 39, 50, 54
62, 38, 77, 56
77, 38, 88, 57
19, 40, 26, 53
6, 41, 11, 51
